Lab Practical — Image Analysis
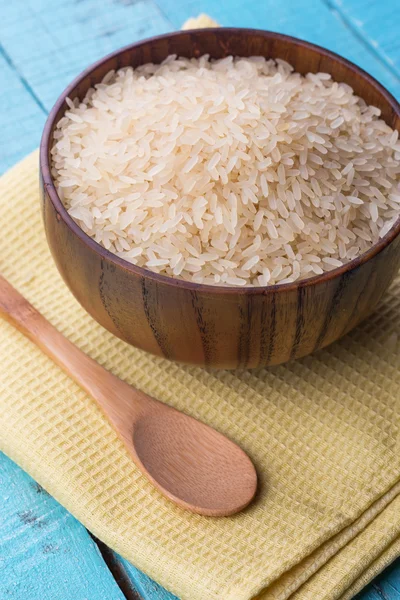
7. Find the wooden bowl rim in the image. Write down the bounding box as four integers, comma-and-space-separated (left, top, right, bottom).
40, 27, 400, 295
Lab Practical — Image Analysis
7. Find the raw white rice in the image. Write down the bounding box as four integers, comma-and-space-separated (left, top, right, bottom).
51, 55, 400, 286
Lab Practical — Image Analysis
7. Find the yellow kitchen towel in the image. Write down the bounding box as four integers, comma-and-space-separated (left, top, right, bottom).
1, 151, 400, 600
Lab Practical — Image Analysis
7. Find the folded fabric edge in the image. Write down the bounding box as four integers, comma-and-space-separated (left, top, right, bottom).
288, 493, 400, 600
245, 477, 400, 600
341, 537, 400, 600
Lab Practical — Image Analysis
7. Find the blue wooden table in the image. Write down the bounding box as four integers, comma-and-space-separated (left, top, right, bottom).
1, 0, 400, 598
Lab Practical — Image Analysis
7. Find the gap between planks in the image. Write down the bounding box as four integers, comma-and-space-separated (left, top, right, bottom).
321, 0, 400, 85
93, 536, 144, 600
0, 44, 47, 115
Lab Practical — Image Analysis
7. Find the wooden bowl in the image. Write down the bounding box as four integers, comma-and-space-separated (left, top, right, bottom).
40, 28, 400, 369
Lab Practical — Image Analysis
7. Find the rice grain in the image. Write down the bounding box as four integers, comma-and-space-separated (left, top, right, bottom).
51, 55, 400, 286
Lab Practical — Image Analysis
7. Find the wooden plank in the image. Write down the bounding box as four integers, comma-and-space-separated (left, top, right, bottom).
0, 0, 173, 111
116, 557, 178, 600
97, 543, 178, 600
356, 560, 400, 600
156, 0, 400, 99
0, 51, 46, 172
0, 452, 125, 600
324, 0, 400, 80
0, 0, 173, 172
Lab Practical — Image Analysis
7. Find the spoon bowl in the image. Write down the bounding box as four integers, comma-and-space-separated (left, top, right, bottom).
0, 274, 257, 516
133, 404, 257, 516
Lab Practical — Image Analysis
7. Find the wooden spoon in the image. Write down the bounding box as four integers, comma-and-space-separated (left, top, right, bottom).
0, 275, 257, 516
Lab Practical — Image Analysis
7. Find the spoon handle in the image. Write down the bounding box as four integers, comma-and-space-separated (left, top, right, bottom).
0, 274, 258, 516
0, 275, 147, 424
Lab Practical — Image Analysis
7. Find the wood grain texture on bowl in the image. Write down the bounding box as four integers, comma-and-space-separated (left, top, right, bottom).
40, 29, 400, 369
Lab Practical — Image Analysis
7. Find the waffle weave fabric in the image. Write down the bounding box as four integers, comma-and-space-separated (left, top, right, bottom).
1, 151, 400, 600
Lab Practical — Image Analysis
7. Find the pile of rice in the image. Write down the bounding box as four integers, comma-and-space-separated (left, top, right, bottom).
51, 55, 400, 286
